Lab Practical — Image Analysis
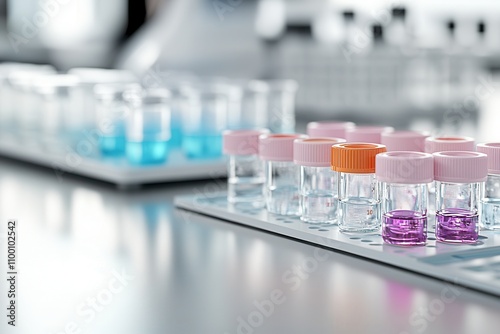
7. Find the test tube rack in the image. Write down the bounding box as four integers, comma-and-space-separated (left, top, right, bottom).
0, 135, 226, 188
175, 193, 500, 297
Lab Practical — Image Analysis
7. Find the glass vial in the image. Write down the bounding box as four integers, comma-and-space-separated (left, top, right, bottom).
331, 143, 387, 233
376, 152, 434, 246
266, 80, 298, 133
477, 143, 500, 230
95, 83, 141, 156
381, 131, 429, 152
434, 151, 488, 243
125, 88, 171, 165
425, 136, 476, 218
294, 138, 346, 224
345, 126, 394, 144
306, 121, 355, 139
260, 134, 308, 216
223, 129, 269, 204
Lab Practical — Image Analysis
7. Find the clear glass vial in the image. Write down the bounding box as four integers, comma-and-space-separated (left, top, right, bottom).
95, 83, 141, 156
223, 129, 269, 204
477, 143, 500, 230
306, 121, 355, 139
331, 143, 387, 233
425, 136, 476, 218
376, 152, 434, 246
265, 80, 298, 133
433, 151, 487, 243
260, 134, 308, 216
294, 138, 346, 224
125, 88, 171, 165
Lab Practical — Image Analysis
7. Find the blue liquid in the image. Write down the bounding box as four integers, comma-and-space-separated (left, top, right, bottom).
170, 125, 183, 149
183, 134, 222, 159
126, 140, 169, 165
100, 135, 126, 156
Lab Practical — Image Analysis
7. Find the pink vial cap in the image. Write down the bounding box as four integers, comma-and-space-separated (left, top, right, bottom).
425, 136, 475, 153
381, 131, 429, 152
477, 143, 500, 175
223, 129, 270, 155
345, 126, 395, 144
259, 134, 308, 161
433, 151, 488, 183
307, 121, 355, 139
294, 137, 346, 167
376, 151, 434, 184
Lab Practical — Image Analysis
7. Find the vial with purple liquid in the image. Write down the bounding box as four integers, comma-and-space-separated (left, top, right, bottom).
376, 152, 434, 246
433, 151, 488, 244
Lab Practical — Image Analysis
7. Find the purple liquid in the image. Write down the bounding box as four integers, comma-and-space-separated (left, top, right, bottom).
382, 210, 427, 246
436, 208, 478, 243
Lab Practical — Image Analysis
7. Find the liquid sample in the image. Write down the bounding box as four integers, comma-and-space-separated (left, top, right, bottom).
126, 140, 169, 165
436, 208, 478, 243
300, 191, 337, 224
170, 121, 183, 149
481, 198, 500, 230
267, 185, 300, 216
382, 210, 427, 246
228, 176, 265, 204
100, 135, 126, 156
338, 197, 380, 233
183, 133, 222, 159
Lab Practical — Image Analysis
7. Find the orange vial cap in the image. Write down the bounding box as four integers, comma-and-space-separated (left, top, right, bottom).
331, 143, 387, 174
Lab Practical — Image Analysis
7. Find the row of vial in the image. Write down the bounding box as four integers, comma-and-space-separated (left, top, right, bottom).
0, 63, 297, 164
223, 121, 500, 246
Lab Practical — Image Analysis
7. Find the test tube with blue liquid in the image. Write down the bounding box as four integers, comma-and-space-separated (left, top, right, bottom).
125, 88, 171, 165
95, 83, 142, 156
182, 83, 239, 159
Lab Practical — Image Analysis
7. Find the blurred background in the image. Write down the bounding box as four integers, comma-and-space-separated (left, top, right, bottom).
1, 0, 500, 139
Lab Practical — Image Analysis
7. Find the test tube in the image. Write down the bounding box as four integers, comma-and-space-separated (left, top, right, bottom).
306, 121, 355, 139
376, 152, 434, 246
265, 80, 298, 133
331, 143, 387, 233
182, 83, 239, 159
94, 83, 142, 156
477, 143, 500, 230
345, 126, 394, 144
32, 74, 80, 149
68, 68, 137, 141
125, 88, 171, 165
294, 137, 346, 224
240, 80, 270, 130
223, 129, 269, 204
381, 131, 429, 152
260, 134, 308, 216
434, 152, 487, 243
424, 136, 475, 217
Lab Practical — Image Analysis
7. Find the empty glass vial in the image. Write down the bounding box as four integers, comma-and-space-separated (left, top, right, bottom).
265, 80, 298, 133
434, 151, 488, 243
260, 134, 308, 216
125, 88, 171, 165
376, 152, 434, 246
345, 126, 394, 144
294, 138, 346, 224
95, 83, 141, 156
477, 143, 500, 230
381, 131, 429, 152
307, 121, 355, 139
223, 129, 269, 204
425, 136, 475, 217
331, 143, 387, 233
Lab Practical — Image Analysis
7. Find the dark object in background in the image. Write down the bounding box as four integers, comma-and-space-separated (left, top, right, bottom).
122, 0, 147, 41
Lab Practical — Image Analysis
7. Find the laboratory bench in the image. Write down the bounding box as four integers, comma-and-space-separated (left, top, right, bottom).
1, 157, 500, 334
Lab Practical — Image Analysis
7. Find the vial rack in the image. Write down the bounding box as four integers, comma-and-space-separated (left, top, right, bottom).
175, 193, 500, 297
0, 135, 226, 188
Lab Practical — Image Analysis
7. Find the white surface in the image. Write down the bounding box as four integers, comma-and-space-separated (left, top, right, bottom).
0, 135, 226, 186
175, 193, 500, 296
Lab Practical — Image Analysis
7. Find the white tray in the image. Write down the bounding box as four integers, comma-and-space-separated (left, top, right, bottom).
0, 134, 226, 187
175, 193, 500, 297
